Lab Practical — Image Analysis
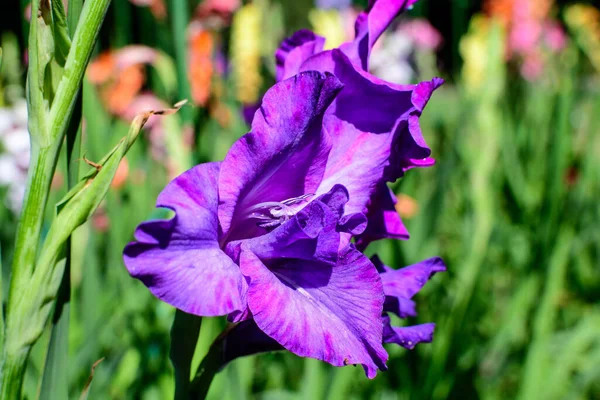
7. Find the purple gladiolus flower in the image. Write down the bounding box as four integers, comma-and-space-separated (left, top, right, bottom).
124, 0, 444, 378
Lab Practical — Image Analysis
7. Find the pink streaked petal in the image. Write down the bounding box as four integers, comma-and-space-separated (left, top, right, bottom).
240, 246, 388, 378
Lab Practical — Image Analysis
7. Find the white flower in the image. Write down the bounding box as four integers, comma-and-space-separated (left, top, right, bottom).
369, 29, 416, 84
0, 100, 30, 213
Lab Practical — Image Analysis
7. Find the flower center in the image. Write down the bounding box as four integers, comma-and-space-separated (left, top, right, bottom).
244, 193, 314, 229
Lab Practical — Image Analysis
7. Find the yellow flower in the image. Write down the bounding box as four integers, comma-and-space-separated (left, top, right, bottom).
309, 9, 347, 50
565, 4, 600, 72
230, 4, 263, 104
460, 16, 492, 91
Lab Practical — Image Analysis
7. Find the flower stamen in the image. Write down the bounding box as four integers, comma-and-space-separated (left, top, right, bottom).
245, 193, 314, 229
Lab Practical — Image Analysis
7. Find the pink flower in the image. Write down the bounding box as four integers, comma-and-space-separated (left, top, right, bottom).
544, 21, 567, 52
400, 19, 443, 51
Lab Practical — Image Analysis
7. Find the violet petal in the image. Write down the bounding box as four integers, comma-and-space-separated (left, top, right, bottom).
240, 245, 388, 378
382, 314, 435, 350
218, 71, 343, 240
123, 163, 246, 316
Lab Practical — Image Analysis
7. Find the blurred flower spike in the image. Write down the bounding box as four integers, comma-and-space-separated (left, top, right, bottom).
87, 46, 188, 170
124, 0, 444, 378
483, 0, 567, 80
230, 3, 263, 104
565, 4, 600, 72
88, 45, 160, 115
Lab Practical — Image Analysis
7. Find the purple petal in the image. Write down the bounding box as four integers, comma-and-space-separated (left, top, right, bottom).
340, 0, 419, 70
225, 185, 354, 321
356, 183, 409, 251
382, 314, 435, 350
337, 212, 368, 235
300, 50, 441, 216
123, 163, 246, 317
380, 257, 446, 300
276, 30, 326, 81
218, 72, 343, 240
240, 245, 388, 378
384, 296, 417, 318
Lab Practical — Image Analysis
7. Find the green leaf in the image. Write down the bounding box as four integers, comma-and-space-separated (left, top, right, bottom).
39, 0, 83, 391
1, 102, 184, 398
28, 0, 54, 142
50, 0, 71, 66
39, 101, 186, 285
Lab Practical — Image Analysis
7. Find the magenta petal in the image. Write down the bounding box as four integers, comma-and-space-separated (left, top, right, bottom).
225, 184, 354, 321
240, 246, 388, 378
382, 315, 435, 350
316, 52, 440, 215
276, 30, 326, 81
123, 163, 246, 317
218, 72, 343, 240
380, 257, 446, 300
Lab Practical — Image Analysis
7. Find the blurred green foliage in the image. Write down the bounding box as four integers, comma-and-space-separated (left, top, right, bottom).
0, 0, 599, 398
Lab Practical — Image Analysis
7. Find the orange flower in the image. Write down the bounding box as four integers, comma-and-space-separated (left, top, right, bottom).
483, 0, 513, 26
104, 64, 146, 115
485, 0, 553, 25
87, 52, 117, 85
88, 46, 158, 115
111, 158, 130, 190
188, 24, 215, 106
394, 193, 419, 219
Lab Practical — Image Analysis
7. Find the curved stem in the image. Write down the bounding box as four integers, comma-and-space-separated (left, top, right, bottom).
188, 342, 224, 400
188, 324, 237, 400
170, 311, 202, 400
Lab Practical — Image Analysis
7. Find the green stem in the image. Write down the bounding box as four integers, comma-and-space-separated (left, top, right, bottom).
47, 0, 111, 144
39, 2, 84, 395
188, 324, 238, 400
188, 342, 224, 400
0, 349, 29, 400
39, 61, 83, 400
170, 311, 202, 400
168, 0, 192, 124
0, 145, 58, 399
6, 143, 61, 305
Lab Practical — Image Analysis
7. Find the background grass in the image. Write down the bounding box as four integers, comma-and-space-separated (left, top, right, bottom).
1, 0, 599, 398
